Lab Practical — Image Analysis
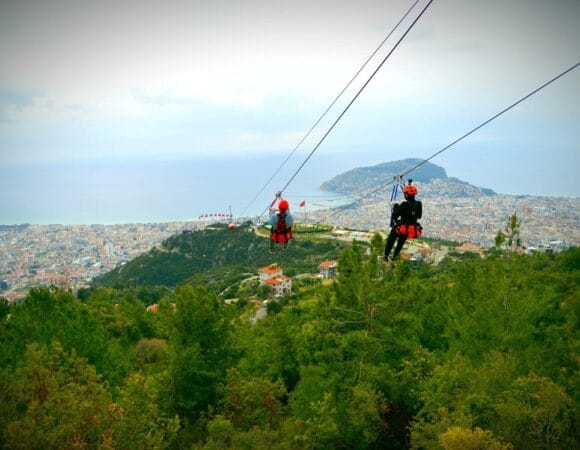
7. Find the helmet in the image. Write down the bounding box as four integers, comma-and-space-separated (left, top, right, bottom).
403, 184, 418, 196
278, 199, 290, 210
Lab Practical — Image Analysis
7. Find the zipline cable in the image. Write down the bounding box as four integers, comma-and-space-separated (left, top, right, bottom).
257, 0, 435, 219
319, 61, 580, 224
238, 0, 422, 218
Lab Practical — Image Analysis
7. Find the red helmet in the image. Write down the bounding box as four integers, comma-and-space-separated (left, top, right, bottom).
403, 184, 418, 196
278, 199, 290, 210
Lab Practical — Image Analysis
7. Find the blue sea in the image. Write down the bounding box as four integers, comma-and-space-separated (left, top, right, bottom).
0, 154, 362, 225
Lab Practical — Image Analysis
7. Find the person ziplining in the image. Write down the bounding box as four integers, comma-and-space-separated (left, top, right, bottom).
268, 198, 294, 253
379, 180, 422, 263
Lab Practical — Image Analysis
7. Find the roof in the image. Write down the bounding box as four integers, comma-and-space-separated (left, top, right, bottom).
264, 276, 291, 286
318, 260, 337, 269
258, 264, 281, 274
455, 242, 483, 253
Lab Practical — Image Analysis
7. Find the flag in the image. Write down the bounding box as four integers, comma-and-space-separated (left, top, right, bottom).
299, 200, 306, 207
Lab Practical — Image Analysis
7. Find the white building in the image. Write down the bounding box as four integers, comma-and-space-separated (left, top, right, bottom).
263, 276, 292, 297
257, 263, 292, 297
258, 264, 283, 283
318, 260, 338, 279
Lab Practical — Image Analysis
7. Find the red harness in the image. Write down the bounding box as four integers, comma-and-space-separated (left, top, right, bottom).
396, 224, 422, 239
271, 214, 292, 243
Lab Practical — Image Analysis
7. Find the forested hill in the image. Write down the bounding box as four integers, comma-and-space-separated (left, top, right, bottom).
320, 158, 496, 196
93, 222, 345, 290
1, 243, 578, 448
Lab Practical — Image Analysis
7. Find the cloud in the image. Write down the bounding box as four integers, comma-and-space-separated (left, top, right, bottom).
0, 88, 39, 108
0, 88, 43, 123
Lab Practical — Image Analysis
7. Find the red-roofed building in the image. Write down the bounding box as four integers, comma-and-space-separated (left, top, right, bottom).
318, 260, 338, 279
258, 264, 283, 283
263, 275, 292, 297
258, 264, 292, 297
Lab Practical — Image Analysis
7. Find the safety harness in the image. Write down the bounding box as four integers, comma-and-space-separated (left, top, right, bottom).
391, 177, 422, 239
271, 213, 293, 243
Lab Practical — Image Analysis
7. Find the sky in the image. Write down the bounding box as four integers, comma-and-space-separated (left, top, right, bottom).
0, 0, 579, 218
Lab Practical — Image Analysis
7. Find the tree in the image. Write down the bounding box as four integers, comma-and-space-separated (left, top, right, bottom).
165, 285, 232, 419
0, 288, 129, 386
220, 368, 287, 431
112, 373, 180, 449
495, 214, 521, 251
439, 427, 513, 450
1, 343, 115, 449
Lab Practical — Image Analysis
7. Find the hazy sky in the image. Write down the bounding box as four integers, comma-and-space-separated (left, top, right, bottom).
0, 0, 579, 197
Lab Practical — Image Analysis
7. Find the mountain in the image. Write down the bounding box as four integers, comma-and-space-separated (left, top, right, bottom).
320, 158, 495, 196
93, 222, 345, 290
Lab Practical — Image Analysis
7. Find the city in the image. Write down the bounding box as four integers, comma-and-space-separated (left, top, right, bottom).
1, 188, 578, 302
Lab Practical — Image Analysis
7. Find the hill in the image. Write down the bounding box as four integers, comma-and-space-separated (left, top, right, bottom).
320, 158, 495, 196
93, 222, 346, 291
2, 242, 578, 449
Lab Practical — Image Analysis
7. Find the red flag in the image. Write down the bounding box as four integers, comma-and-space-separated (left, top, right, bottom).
299, 200, 306, 207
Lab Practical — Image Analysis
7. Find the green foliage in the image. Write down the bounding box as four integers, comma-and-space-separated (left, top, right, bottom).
165, 285, 232, 419
439, 427, 513, 450
0, 298, 9, 320
1, 343, 115, 449
1, 240, 578, 449
93, 223, 346, 291
0, 288, 129, 385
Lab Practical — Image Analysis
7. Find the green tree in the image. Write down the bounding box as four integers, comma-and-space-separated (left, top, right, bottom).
439, 427, 513, 450
1, 343, 115, 449
220, 368, 287, 431
0, 288, 129, 386
165, 285, 232, 419
112, 372, 180, 449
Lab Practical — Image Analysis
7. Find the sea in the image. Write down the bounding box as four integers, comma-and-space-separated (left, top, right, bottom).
0, 154, 360, 225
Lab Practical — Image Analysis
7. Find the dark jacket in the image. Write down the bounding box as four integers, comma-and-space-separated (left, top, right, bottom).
390, 198, 422, 228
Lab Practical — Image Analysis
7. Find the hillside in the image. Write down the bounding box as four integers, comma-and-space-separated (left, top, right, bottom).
2, 242, 578, 449
93, 222, 346, 290
320, 158, 495, 196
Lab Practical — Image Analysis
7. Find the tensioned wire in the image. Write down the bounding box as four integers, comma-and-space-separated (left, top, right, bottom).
318, 61, 580, 224
238, 0, 422, 219
256, 0, 435, 220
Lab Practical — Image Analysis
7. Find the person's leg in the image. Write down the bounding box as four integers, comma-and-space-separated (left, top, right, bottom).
269, 235, 275, 253
383, 229, 397, 258
393, 235, 407, 259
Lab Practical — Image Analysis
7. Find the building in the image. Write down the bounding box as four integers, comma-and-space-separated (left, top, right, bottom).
258, 264, 283, 283
263, 276, 292, 297
318, 260, 338, 279
257, 263, 292, 297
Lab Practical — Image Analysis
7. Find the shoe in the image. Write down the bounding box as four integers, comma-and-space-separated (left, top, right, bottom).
269, 248, 275, 254
282, 245, 288, 251
377, 255, 388, 262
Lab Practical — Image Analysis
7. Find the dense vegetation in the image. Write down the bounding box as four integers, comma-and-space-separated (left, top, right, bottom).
0, 237, 578, 449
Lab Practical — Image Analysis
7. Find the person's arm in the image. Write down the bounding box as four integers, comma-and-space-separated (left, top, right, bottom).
268, 212, 277, 227
416, 201, 422, 220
